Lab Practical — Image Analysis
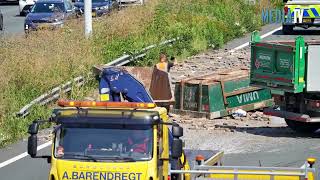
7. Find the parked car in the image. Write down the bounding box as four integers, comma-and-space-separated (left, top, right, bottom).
0, 0, 19, 3
24, 0, 75, 33
19, 0, 36, 16
74, 0, 118, 17
0, 10, 3, 31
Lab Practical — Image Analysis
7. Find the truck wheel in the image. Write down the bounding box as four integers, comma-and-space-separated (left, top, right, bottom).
285, 119, 320, 133
0, 14, 3, 31
282, 25, 293, 35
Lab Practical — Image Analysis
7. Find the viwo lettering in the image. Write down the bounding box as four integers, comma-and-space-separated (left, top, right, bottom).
62, 171, 142, 180
237, 91, 260, 104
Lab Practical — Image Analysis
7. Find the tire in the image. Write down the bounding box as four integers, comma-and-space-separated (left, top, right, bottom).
20, 11, 25, 16
285, 119, 320, 133
282, 25, 293, 35
0, 14, 3, 31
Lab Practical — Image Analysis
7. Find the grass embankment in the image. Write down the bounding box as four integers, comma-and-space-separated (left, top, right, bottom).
0, 0, 280, 147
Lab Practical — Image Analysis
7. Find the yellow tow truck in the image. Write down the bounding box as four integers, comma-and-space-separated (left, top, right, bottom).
27, 100, 192, 180
27, 100, 317, 180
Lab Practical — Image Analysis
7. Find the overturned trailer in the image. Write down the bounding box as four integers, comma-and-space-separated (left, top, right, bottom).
172, 69, 274, 119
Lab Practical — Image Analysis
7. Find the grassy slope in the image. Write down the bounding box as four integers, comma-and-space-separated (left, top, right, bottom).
0, 0, 280, 147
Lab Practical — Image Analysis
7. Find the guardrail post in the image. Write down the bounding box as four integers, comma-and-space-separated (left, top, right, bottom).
304, 162, 308, 180
270, 173, 274, 180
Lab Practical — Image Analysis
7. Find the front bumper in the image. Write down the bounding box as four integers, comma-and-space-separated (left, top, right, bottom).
264, 108, 320, 123
25, 22, 64, 32
283, 18, 320, 27
75, 8, 109, 17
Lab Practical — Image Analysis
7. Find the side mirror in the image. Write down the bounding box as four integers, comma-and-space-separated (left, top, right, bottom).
172, 125, 183, 138
28, 134, 38, 158
28, 121, 39, 134
171, 139, 183, 159
27, 121, 39, 158
27, 6, 33, 13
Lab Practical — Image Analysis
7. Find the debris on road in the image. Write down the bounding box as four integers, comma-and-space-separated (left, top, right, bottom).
231, 109, 247, 119
170, 48, 250, 83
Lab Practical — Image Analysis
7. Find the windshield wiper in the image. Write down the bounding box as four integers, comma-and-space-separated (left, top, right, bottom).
100, 156, 136, 162
64, 154, 98, 162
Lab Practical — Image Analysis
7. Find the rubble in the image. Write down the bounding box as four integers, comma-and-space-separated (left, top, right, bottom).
170, 48, 251, 83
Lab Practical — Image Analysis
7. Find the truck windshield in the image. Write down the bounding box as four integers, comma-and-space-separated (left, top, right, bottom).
31, 3, 65, 13
54, 124, 153, 161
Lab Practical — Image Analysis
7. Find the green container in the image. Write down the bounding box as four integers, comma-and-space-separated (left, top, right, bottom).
250, 31, 306, 94
174, 69, 273, 119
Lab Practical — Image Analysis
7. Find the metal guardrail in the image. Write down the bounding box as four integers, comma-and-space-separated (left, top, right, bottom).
16, 37, 180, 118
169, 163, 315, 180
16, 76, 85, 118
104, 37, 180, 67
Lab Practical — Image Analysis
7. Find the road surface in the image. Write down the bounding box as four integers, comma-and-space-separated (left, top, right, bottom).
0, 24, 319, 179
0, 3, 25, 36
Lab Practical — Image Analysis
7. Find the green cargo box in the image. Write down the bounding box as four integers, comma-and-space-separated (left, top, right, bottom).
250, 31, 320, 94
173, 69, 274, 119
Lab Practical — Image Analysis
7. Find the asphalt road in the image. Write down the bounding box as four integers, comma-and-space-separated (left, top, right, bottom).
0, 3, 25, 36
0, 24, 319, 180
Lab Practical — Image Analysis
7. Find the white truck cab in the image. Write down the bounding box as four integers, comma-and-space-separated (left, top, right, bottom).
19, 0, 37, 16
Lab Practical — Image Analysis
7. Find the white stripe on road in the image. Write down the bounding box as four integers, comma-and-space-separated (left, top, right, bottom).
0, 141, 51, 169
228, 26, 282, 53
0, 26, 283, 169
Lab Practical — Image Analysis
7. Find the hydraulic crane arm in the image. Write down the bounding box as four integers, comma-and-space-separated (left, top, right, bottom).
99, 67, 154, 102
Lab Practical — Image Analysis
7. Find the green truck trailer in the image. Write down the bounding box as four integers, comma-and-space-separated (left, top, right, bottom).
250, 31, 320, 133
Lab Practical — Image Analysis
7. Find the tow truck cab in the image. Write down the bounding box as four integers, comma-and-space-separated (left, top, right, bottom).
27, 101, 189, 180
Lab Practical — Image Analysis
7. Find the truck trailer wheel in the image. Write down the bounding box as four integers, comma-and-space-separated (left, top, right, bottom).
0, 12, 3, 31
282, 25, 293, 35
285, 119, 320, 133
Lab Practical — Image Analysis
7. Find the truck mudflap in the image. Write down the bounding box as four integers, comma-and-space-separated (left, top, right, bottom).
263, 107, 320, 123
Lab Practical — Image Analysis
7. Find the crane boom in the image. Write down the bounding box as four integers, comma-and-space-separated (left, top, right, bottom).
99, 67, 154, 102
